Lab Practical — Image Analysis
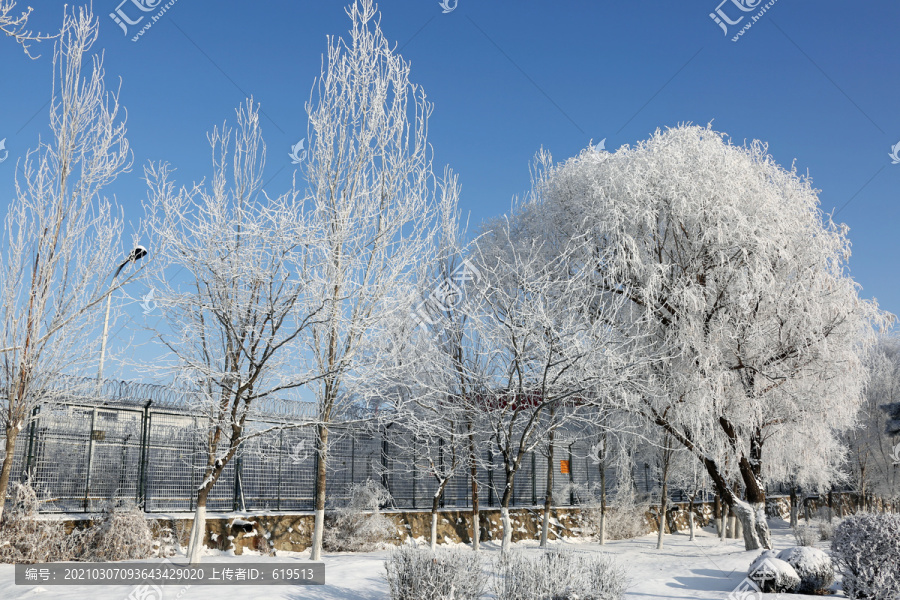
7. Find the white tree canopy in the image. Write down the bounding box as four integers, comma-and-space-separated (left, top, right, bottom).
537, 124, 889, 549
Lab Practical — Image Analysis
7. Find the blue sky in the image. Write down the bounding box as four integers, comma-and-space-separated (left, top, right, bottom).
0, 1, 897, 381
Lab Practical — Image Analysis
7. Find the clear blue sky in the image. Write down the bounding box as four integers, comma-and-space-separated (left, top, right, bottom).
1, 1, 898, 381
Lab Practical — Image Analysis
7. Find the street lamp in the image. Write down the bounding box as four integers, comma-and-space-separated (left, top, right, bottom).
96, 246, 148, 393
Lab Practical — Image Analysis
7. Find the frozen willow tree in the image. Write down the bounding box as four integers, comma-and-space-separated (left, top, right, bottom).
0, 7, 132, 521
301, 0, 451, 560
142, 100, 325, 563
540, 125, 888, 550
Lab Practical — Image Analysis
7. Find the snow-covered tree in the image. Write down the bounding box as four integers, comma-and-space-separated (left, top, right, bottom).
652, 431, 680, 550
539, 124, 888, 550
0, 7, 133, 521
463, 207, 637, 554
0, 0, 54, 57
142, 100, 325, 563
847, 334, 900, 505
300, 0, 450, 560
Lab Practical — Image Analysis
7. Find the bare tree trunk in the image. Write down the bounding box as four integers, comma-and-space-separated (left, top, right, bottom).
310, 423, 328, 561
0, 426, 20, 522
714, 494, 723, 540
827, 489, 834, 522
598, 461, 607, 545
540, 433, 554, 547
790, 486, 799, 528
656, 478, 668, 550
500, 474, 515, 554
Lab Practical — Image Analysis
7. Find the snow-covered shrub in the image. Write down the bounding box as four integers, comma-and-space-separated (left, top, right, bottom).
150, 524, 179, 558
832, 513, 900, 599
792, 522, 818, 546
777, 546, 835, 594
80, 501, 153, 562
0, 482, 77, 563
324, 480, 394, 552
817, 518, 838, 541
747, 551, 801, 594
384, 546, 486, 600
604, 494, 651, 541
493, 549, 628, 600
561, 482, 604, 538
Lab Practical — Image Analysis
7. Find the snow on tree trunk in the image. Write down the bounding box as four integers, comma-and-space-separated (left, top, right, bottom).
430, 492, 442, 551
500, 507, 512, 554
753, 502, 772, 549
430, 512, 438, 551
310, 424, 328, 561
657, 480, 668, 550
732, 500, 764, 551
689, 507, 695, 541
187, 501, 207, 563
790, 486, 799, 528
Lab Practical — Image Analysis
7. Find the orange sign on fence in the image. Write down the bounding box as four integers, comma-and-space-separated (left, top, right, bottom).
559, 460, 570, 474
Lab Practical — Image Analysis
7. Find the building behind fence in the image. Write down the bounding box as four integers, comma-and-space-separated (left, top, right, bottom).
7, 378, 817, 515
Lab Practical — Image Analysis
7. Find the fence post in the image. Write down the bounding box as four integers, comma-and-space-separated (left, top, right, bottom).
411, 438, 417, 510
531, 452, 536, 506
233, 456, 244, 512
83, 407, 98, 512
568, 444, 575, 505
189, 417, 199, 512
438, 438, 444, 509
487, 449, 494, 507
276, 428, 283, 511
381, 425, 391, 497
350, 435, 356, 487
137, 400, 152, 510
23, 405, 40, 480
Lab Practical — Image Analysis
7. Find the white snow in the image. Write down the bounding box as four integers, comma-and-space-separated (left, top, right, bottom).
2, 520, 841, 599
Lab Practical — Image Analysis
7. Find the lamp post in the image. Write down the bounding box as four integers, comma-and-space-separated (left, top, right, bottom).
96, 246, 148, 394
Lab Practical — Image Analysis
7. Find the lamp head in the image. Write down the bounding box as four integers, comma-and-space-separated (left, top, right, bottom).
130, 245, 148, 261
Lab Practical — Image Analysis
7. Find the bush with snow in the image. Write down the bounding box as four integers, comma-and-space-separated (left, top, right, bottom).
324, 480, 395, 552
792, 522, 818, 546
747, 551, 801, 594
817, 518, 838, 541
604, 493, 651, 541
777, 546, 834, 594
493, 549, 628, 600
80, 501, 154, 562
832, 513, 900, 599
0, 482, 77, 563
384, 546, 487, 600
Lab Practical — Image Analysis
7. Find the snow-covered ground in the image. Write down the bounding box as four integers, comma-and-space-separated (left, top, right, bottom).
3, 519, 841, 599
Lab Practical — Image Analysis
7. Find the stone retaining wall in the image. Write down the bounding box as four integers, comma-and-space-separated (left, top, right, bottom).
57, 491, 886, 555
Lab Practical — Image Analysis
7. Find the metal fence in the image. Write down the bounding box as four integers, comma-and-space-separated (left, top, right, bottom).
5, 395, 661, 514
